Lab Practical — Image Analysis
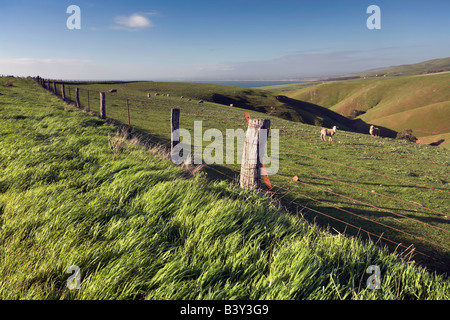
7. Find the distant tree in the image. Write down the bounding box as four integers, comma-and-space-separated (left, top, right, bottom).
396, 129, 418, 143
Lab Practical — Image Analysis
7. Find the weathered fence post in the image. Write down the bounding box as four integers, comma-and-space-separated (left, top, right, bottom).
100, 92, 106, 119
240, 119, 271, 189
53, 82, 57, 95
87, 90, 90, 111
126, 99, 131, 127
61, 84, 66, 101
171, 108, 181, 160
75, 88, 81, 108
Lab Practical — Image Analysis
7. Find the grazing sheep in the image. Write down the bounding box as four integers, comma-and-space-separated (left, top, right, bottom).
198, 100, 204, 104
181, 96, 184, 99
108, 89, 117, 93
167, 93, 170, 97
369, 125, 380, 137
147, 93, 151, 99
155, 93, 160, 96
230, 104, 234, 107
188, 98, 192, 101
320, 126, 337, 142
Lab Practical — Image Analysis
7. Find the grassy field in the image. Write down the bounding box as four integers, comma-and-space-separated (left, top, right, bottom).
38, 77, 450, 275
1, 77, 449, 300
269, 72, 450, 147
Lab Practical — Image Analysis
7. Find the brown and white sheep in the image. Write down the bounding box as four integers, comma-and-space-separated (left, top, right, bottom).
369, 125, 380, 137
108, 89, 117, 93
320, 126, 337, 142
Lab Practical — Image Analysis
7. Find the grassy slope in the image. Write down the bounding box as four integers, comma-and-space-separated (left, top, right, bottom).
276, 73, 450, 144
357, 57, 450, 77
1, 78, 449, 299
57, 80, 450, 274
71, 80, 353, 130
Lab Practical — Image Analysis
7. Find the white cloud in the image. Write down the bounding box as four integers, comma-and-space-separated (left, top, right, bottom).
113, 13, 154, 30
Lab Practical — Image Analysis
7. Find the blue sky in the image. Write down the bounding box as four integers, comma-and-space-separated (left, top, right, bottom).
0, 0, 449, 80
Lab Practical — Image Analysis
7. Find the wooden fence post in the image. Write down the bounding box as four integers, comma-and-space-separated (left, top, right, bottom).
126, 99, 131, 127
75, 88, 81, 108
171, 108, 180, 159
240, 119, 270, 189
87, 90, 90, 111
61, 84, 66, 101
53, 82, 57, 95
243, 112, 273, 193
100, 92, 106, 119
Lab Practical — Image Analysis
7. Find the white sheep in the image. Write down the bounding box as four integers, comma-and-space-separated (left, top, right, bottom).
320, 126, 337, 142
369, 125, 380, 137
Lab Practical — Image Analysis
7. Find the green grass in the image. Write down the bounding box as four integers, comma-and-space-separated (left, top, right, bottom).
55, 78, 450, 273
0, 77, 449, 300
60, 80, 355, 130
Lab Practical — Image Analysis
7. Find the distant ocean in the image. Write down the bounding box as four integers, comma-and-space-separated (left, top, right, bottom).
179, 80, 307, 88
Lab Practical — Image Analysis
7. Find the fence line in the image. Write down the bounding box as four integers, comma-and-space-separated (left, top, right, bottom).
37, 79, 450, 199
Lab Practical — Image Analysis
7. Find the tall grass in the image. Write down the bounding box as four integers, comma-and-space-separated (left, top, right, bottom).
0, 78, 449, 300
59, 79, 450, 272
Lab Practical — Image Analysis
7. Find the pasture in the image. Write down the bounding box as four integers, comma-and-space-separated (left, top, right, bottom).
0, 77, 449, 300
55, 79, 450, 274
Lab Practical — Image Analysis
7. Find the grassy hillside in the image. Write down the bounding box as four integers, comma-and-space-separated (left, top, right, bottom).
2, 77, 449, 299
48, 78, 450, 275
358, 57, 450, 78
67, 80, 355, 131
277, 72, 450, 145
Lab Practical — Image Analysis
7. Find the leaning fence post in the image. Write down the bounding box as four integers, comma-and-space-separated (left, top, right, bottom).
53, 82, 57, 95
171, 108, 180, 159
240, 119, 271, 189
61, 84, 66, 101
75, 88, 81, 108
100, 92, 106, 119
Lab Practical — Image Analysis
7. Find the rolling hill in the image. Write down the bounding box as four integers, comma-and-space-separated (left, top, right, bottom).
2, 77, 449, 299
273, 72, 450, 147
70, 80, 359, 131
357, 57, 450, 78
39, 77, 450, 275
